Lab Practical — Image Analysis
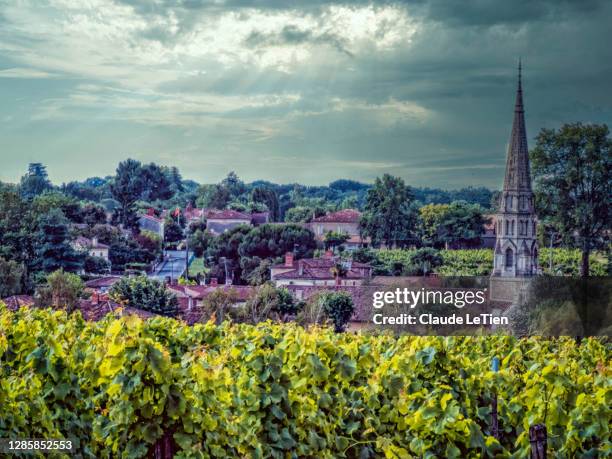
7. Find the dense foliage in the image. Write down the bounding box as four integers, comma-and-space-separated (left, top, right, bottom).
531, 123, 611, 277
419, 202, 488, 249
360, 174, 419, 248
109, 276, 179, 317
365, 248, 608, 277
193, 223, 317, 284
34, 270, 85, 312
0, 306, 609, 458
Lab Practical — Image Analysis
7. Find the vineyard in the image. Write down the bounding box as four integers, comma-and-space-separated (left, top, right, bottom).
371, 248, 608, 277
0, 304, 610, 458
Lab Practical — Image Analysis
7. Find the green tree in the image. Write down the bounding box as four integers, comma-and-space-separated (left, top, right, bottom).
245, 283, 299, 323
166, 166, 185, 194
433, 201, 486, 249
140, 163, 173, 202
360, 174, 418, 248
284, 206, 316, 223
110, 159, 144, 229
188, 229, 215, 258
196, 184, 231, 209
531, 123, 611, 277
36, 209, 83, 273
34, 269, 84, 312
238, 223, 317, 282
407, 248, 443, 276
163, 217, 184, 244
324, 231, 350, 250
81, 203, 108, 226
109, 276, 178, 317
205, 225, 252, 284
0, 188, 31, 262
200, 287, 240, 324
221, 171, 247, 199
31, 191, 82, 222
0, 257, 25, 298
251, 186, 279, 221
20, 163, 52, 199
244, 258, 273, 286
419, 203, 450, 247
135, 230, 162, 254
83, 255, 110, 274
109, 238, 155, 272
321, 291, 354, 332
0, 188, 38, 290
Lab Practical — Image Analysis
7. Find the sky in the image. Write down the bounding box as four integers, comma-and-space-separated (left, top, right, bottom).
0, 0, 611, 189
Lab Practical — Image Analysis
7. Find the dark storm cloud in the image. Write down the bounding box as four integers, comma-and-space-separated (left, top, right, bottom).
118, 0, 609, 22
244, 25, 353, 56
1, 0, 611, 186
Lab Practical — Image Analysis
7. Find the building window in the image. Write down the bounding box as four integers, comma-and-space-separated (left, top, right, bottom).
505, 248, 514, 268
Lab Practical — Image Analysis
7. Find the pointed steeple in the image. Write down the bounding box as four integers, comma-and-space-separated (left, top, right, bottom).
503, 59, 531, 191
492, 61, 539, 278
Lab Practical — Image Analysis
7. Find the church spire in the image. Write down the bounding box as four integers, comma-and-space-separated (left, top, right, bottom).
492, 61, 539, 278
503, 59, 531, 192
516, 58, 522, 109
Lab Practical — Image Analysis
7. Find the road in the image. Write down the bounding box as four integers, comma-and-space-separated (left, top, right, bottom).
149, 250, 194, 282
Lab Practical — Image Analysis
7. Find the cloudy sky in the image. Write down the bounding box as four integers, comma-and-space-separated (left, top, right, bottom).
1, 0, 611, 188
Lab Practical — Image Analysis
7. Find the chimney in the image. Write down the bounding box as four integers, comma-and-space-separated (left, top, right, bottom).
147, 208, 155, 216
284, 252, 294, 267
298, 261, 304, 276
91, 292, 99, 305
92, 237, 99, 246
210, 277, 218, 286
324, 249, 333, 260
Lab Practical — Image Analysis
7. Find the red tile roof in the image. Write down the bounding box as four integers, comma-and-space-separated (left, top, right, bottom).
311, 209, 361, 223
204, 209, 252, 220
272, 258, 372, 280
1, 295, 35, 311
184, 207, 205, 220
285, 285, 373, 322
181, 284, 254, 301
77, 298, 158, 321
85, 276, 122, 289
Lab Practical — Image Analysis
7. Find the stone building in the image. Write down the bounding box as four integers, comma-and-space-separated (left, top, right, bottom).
492, 62, 539, 277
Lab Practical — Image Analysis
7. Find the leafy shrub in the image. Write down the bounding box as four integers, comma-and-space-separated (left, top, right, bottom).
321, 291, 354, 332
406, 247, 443, 275
0, 306, 609, 458
109, 276, 178, 317
369, 249, 607, 277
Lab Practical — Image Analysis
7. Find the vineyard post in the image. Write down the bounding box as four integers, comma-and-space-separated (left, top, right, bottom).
491, 356, 500, 440
150, 429, 175, 459
529, 424, 547, 459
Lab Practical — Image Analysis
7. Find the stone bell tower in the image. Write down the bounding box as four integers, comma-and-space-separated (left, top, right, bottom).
492, 61, 539, 277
